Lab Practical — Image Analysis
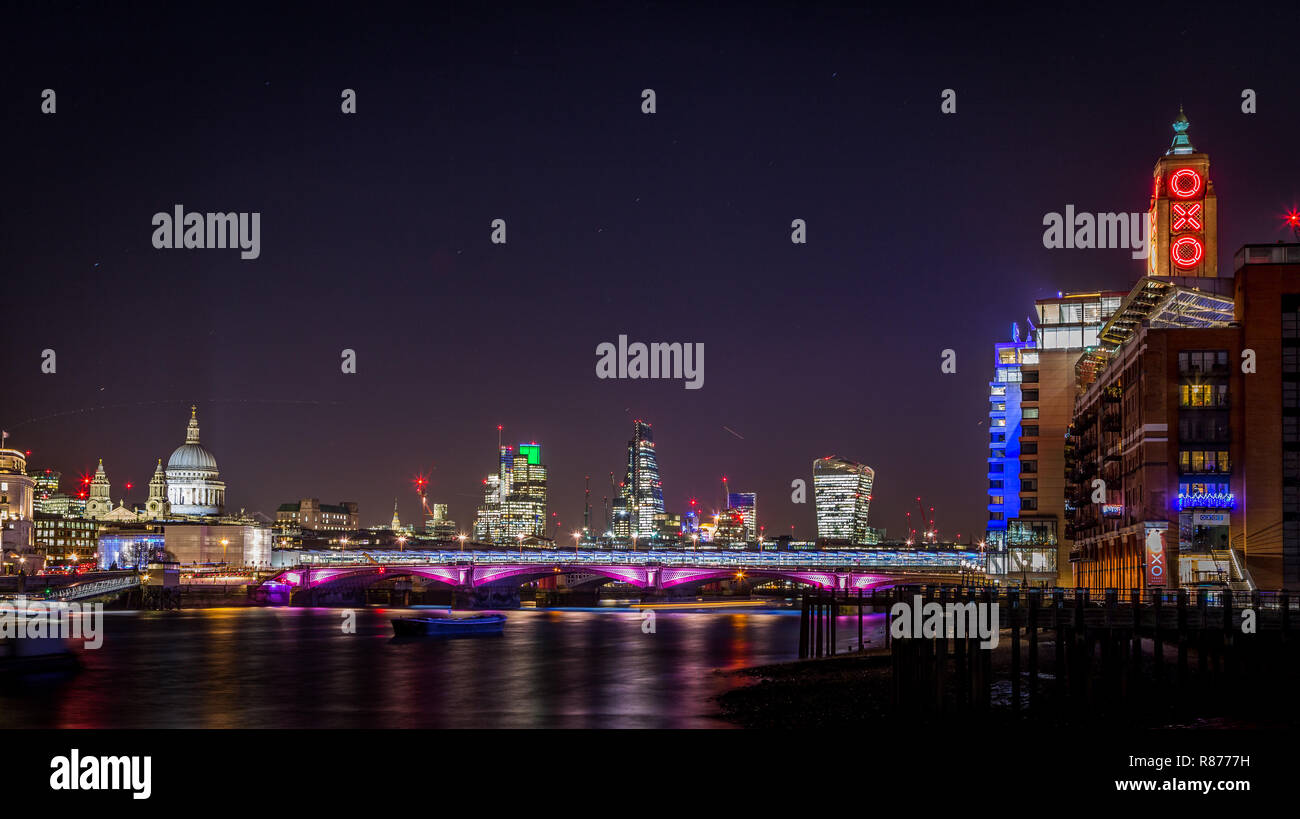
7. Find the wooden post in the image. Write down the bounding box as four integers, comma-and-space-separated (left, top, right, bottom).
1103, 588, 1117, 706
815, 592, 824, 658
1071, 588, 1085, 700
1027, 588, 1039, 708
1282, 592, 1291, 643
1197, 590, 1208, 685
954, 588, 967, 710
1055, 588, 1067, 703
1222, 589, 1234, 685
1176, 588, 1189, 693
1009, 588, 1021, 713
1153, 589, 1166, 686
798, 592, 809, 659
1130, 588, 1141, 697
858, 587, 864, 652
829, 590, 838, 656
980, 587, 993, 710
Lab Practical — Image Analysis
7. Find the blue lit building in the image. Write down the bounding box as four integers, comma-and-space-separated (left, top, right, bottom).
985, 333, 1033, 566
98, 529, 167, 570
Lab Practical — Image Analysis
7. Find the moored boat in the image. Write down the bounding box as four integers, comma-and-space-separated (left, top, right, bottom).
391, 614, 506, 637
0, 605, 81, 675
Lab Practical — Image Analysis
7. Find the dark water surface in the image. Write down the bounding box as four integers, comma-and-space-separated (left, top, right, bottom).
0, 606, 878, 728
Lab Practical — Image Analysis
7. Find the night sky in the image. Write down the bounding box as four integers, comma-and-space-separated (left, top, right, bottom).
4, 2, 1299, 541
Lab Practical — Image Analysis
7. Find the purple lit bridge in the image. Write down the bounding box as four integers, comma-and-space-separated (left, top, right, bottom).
254, 549, 985, 608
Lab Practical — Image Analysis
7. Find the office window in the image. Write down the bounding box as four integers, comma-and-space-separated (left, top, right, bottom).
1022, 425, 1039, 437
1180, 384, 1228, 407
1023, 407, 1039, 419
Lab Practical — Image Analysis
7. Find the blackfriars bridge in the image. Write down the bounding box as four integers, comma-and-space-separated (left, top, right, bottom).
255, 549, 986, 607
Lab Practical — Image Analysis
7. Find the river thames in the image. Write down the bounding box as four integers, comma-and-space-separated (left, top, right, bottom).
0, 606, 882, 729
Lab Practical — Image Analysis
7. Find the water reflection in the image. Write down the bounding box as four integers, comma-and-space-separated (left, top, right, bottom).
1, 607, 884, 728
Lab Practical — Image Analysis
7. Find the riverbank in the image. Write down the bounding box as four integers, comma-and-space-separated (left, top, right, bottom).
714, 637, 1300, 729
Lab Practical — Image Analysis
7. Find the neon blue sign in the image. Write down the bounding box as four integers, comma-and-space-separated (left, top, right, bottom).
1177, 492, 1235, 510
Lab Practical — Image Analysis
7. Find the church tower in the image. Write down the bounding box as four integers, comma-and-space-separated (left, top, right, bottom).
145, 458, 170, 519
391, 498, 401, 530
85, 459, 113, 519
1147, 107, 1218, 277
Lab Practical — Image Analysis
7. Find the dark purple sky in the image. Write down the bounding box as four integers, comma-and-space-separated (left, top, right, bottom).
4, 2, 1299, 540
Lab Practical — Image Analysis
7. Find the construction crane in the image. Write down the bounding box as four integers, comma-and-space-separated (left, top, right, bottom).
583, 475, 591, 534
915, 496, 938, 544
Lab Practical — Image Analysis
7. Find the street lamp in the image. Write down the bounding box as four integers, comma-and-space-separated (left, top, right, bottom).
397, 535, 406, 552
572, 531, 581, 555
518, 533, 524, 556
220, 538, 229, 567
458, 533, 467, 554
692, 534, 698, 554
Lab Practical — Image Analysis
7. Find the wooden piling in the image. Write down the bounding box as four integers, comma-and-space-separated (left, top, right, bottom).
1027, 588, 1039, 708
798, 592, 809, 659
858, 587, 864, 652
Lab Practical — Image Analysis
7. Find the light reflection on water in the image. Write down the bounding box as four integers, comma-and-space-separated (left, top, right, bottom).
0, 607, 888, 728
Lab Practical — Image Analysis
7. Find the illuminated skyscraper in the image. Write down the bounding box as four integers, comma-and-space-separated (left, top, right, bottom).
727, 492, 757, 541
424, 503, 457, 540
473, 440, 548, 543
502, 442, 548, 540
618, 420, 664, 541
813, 456, 874, 544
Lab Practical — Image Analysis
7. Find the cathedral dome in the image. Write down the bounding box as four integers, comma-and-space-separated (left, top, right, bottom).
164, 406, 226, 516
167, 443, 218, 472
166, 406, 219, 473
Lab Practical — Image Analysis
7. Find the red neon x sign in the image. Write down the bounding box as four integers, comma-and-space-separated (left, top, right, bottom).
1172, 202, 1202, 231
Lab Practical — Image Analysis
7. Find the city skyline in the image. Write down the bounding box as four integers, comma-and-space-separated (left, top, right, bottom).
6, 5, 1300, 549
9, 407, 884, 541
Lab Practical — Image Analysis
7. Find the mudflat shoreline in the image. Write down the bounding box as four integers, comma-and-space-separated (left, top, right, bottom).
714, 639, 1300, 729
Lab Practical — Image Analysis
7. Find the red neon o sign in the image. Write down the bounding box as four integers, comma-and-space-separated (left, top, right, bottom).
1171, 235, 1204, 268
1169, 168, 1203, 199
